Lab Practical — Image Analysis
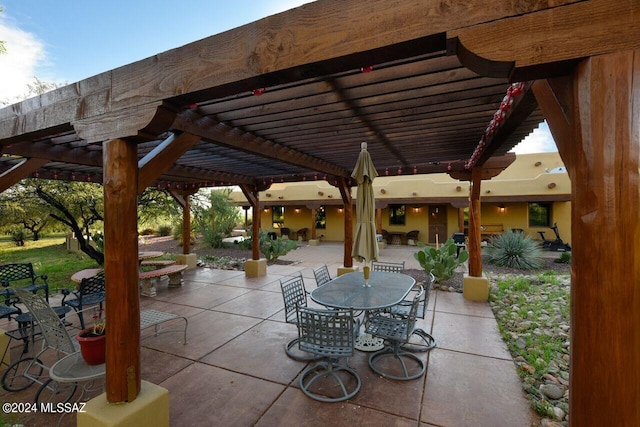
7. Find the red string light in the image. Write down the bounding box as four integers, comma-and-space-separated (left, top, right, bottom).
252, 88, 266, 96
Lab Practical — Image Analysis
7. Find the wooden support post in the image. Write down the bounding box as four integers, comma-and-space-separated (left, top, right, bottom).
535, 50, 640, 426
103, 138, 141, 403
467, 167, 482, 277
337, 177, 353, 268
376, 207, 382, 233
182, 195, 191, 255
310, 207, 317, 240
240, 185, 261, 260
458, 207, 465, 232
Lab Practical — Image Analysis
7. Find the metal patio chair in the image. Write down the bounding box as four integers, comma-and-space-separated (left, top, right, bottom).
297, 306, 360, 402
1, 288, 79, 404
62, 271, 105, 329
365, 286, 427, 380
0, 262, 50, 307
312, 264, 332, 287
389, 272, 437, 352
279, 273, 318, 361
371, 261, 405, 273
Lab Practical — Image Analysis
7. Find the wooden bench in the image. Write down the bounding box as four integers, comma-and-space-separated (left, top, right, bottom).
140, 260, 176, 268
139, 264, 188, 297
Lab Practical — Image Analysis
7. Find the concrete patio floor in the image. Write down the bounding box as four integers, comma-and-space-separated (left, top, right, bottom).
0, 242, 539, 426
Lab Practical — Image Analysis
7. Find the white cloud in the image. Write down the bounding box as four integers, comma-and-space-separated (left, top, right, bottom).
0, 17, 46, 103
512, 121, 558, 154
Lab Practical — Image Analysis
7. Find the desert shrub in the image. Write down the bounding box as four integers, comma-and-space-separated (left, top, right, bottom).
414, 238, 468, 283
139, 228, 155, 236
158, 224, 172, 236
554, 252, 571, 264
485, 230, 543, 269
239, 230, 297, 261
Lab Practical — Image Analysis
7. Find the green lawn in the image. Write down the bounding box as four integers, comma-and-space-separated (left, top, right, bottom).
0, 235, 100, 293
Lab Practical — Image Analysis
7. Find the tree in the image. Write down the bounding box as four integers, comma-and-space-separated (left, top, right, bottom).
192, 188, 241, 248
35, 181, 105, 265
0, 181, 55, 240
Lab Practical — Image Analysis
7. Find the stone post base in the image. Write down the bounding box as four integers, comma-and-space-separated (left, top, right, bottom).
175, 253, 197, 269
78, 381, 169, 427
337, 266, 359, 276
245, 259, 267, 277
463, 275, 490, 301
308, 239, 320, 246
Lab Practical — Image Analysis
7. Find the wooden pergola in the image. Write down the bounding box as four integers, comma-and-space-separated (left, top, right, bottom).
1, 1, 638, 424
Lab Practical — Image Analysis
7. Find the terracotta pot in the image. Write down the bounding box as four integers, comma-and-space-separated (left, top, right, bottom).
76, 328, 106, 365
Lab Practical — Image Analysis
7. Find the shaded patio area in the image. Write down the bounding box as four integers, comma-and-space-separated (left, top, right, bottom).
1, 243, 538, 426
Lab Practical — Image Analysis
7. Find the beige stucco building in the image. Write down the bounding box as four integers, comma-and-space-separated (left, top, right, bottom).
231, 152, 571, 247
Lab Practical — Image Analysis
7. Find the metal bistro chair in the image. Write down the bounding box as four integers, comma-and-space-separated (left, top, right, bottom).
371, 261, 405, 273
313, 264, 332, 287
279, 274, 318, 361
0, 262, 50, 306
297, 306, 360, 402
62, 271, 106, 329
365, 285, 427, 380
389, 272, 437, 352
2, 288, 79, 404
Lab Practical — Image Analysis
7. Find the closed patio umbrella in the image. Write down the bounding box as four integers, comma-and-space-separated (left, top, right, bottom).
352, 142, 379, 286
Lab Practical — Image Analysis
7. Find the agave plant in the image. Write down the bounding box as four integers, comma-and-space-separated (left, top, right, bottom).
414, 238, 468, 283
485, 230, 543, 269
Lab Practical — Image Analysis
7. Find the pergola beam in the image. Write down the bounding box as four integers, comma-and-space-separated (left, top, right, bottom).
172, 110, 351, 179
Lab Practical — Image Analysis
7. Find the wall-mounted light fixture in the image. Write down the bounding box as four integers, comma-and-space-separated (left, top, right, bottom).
498, 204, 506, 213
263, 208, 269, 213
380, 189, 386, 194
456, 185, 462, 192
294, 208, 301, 213
413, 206, 420, 213
338, 207, 343, 213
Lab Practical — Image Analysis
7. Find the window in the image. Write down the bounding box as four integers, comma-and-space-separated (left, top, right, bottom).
272, 206, 285, 227
389, 204, 406, 225
315, 206, 326, 229
529, 202, 551, 227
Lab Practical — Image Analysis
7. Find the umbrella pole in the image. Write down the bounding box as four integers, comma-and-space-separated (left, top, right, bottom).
363, 260, 371, 287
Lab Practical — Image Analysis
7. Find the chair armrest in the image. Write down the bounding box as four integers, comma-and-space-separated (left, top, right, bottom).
60, 288, 78, 304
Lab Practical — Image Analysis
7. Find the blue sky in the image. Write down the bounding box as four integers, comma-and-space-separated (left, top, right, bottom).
0, 0, 556, 153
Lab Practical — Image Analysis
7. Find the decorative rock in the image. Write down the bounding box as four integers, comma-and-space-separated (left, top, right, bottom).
521, 363, 536, 374
541, 383, 565, 400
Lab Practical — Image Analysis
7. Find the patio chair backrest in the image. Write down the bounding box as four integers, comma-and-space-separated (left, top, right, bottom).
279, 273, 307, 324
78, 271, 106, 301
296, 307, 354, 358
14, 288, 76, 355
312, 265, 331, 287
0, 263, 37, 285
0, 263, 49, 302
371, 261, 405, 273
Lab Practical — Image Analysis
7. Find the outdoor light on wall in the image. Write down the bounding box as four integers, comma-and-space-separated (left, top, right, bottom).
263, 208, 269, 213
338, 207, 343, 213
413, 206, 420, 213
294, 208, 301, 213
498, 204, 506, 213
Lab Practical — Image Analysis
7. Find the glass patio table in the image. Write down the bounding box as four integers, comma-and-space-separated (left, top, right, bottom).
310, 271, 415, 351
